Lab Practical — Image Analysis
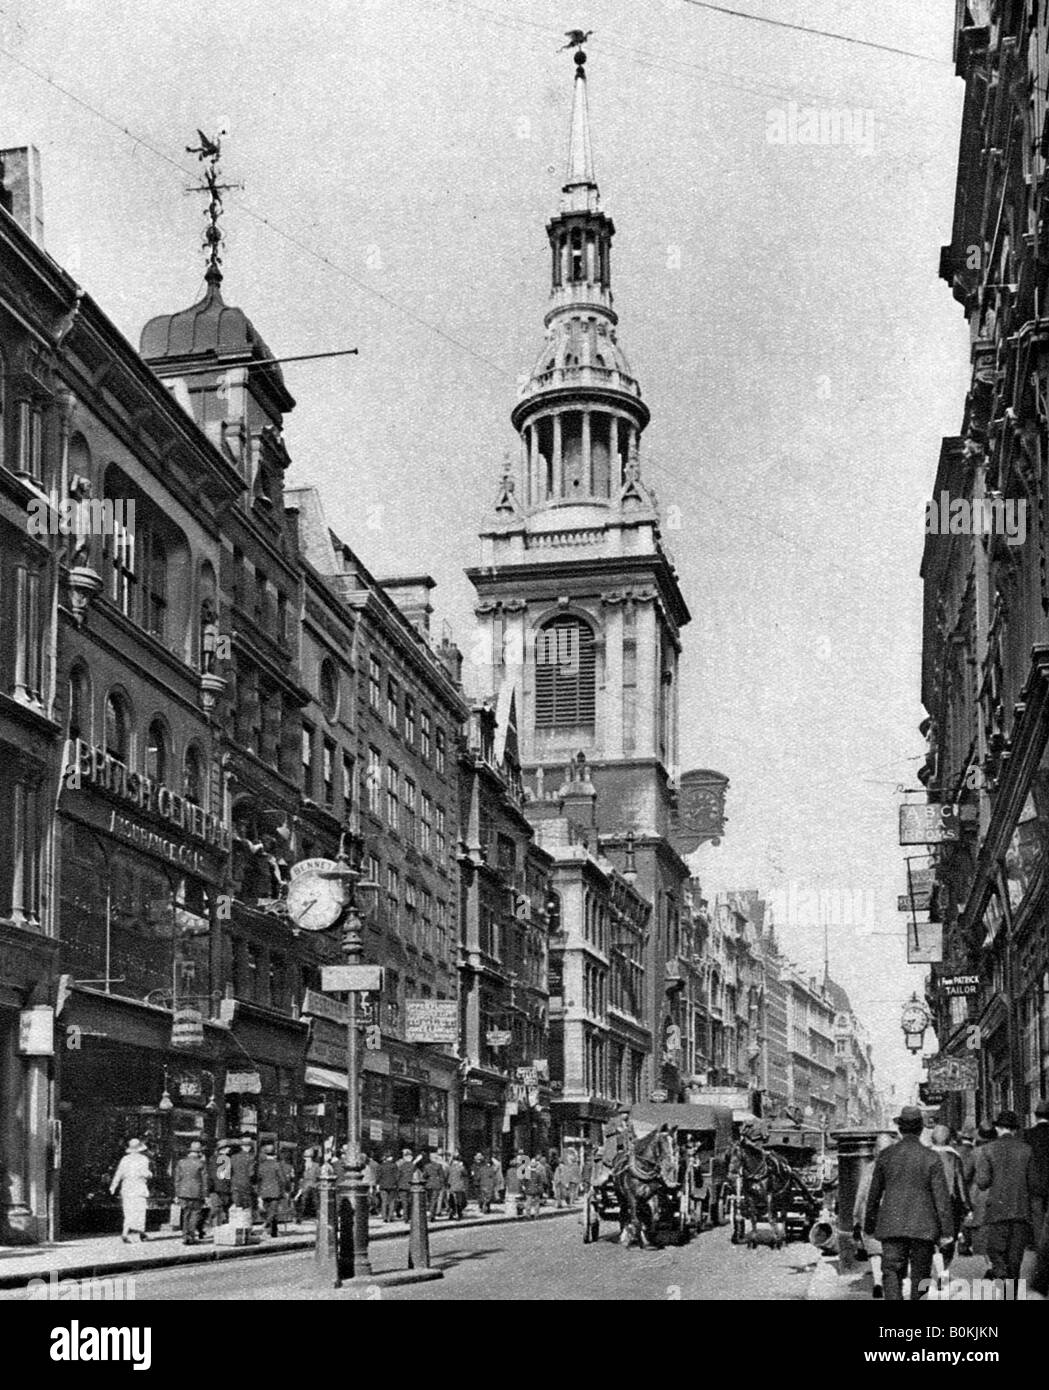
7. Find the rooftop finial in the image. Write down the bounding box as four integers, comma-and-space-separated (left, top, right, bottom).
185, 129, 242, 291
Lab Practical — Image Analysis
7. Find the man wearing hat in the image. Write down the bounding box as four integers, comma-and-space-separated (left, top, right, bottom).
974, 1109, 1035, 1283
174, 1139, 211, 1245
593, 1104, 634, 1188
109, 1138, 151, 1243
1024, 1098, 1049, 1239
863, 1105, 954, 1300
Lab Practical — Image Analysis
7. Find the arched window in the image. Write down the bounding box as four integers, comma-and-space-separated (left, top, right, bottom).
146, 718, 169, 783
142, 526, 167, 640
184, 744, 205, 807
319, 657, 339, 721
104, 690, 132, 763
67, 664, 90, 742
534, 616, 596, 729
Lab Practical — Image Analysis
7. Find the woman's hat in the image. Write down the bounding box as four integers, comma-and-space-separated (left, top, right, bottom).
126, 1138, 144, 1152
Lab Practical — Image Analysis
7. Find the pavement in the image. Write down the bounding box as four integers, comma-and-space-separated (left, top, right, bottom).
805, 1249, 1021, 1301
0, 1203, 577, 1291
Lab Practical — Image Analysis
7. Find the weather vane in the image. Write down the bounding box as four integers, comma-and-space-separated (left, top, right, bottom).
185, 129, 243, 286
560, 28, 593, 53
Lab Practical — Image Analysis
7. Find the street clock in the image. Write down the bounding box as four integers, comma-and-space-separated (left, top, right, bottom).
286, 858, 345, 932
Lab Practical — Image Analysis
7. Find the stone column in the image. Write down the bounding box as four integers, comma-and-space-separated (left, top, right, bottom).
10, 781, 27, 928
610, 416, 620, 485
635, 598, 658, 759
12, 566, 29, 702
602, 598, 624, 759
582, 411, 592, 495
529, 426, 540, 504
553, 414, 563, 499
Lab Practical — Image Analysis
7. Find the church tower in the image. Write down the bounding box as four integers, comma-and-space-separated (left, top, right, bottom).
467, 48, 696, 1099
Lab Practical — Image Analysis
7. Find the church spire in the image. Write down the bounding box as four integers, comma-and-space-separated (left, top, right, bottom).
563, 48, 598, 213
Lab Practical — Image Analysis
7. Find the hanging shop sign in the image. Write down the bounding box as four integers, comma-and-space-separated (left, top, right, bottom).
927, 1054, 979, 1092
898, 891, 933, 913
906, 919, 942, 964
899, 803, 960, 845
486, 1030, 512, 1048
301, 989, 351, 1025
225, 1071, 262, 1095
941, 972, 980, 998
18, 1006, 54, 1056
405, 1000, 458, 1045
321, 965, 384, 994
171, 1006, 204, 1049
64, 737, 230, 851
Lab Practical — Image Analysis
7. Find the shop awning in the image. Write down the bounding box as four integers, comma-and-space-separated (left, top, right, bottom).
305, 1065, 347, 1091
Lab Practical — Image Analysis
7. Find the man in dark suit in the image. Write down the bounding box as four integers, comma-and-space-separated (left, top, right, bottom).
256, 1141, 288, 1238
1024, 1097, 1049, 1239
863, 1105, 954, 1300
975, 1109, 1034, 1282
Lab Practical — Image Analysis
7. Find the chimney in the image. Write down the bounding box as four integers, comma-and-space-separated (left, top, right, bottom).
0, 147, 44, 247
380, 574, 436, 635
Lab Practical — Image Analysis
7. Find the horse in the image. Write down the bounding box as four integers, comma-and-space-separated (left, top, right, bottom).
726, 1138, 792, 1249
611, 1126, 679, 1249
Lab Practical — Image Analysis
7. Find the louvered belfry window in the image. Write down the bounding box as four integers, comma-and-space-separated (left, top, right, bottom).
534, 617, 596, 729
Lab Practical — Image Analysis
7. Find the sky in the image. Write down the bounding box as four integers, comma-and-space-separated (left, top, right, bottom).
0, 0, 968, 1106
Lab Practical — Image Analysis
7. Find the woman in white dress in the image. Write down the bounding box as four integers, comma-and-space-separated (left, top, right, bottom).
109, 1138, 152, 1242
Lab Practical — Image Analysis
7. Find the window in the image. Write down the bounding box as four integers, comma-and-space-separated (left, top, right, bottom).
405, 882, 418, 946
435, 804, 446, 860
12, 565, 43, 705
141, 525, 167, 640
254, 569, 268, 631
435, 727, 446, 774
184, 745, 205, 806
384, 968, 401, 1033
367, 747, 382, 814
342, 753, 355, 812
246, 943, 260, 1001
421, 890, 433, 955
232, 547, 245, 610
302, 722, 315, 796
534, 616, 596, 728
368, 656, 381, 711
67, 665, 89, 742
104, 691, 131, 764
386, 865, 401, 932
403, 778, 417, 843
110, 512, 135, 617
323, 738, 335, 806
387, 678, 399, 729
17, 400, 43, 483
436, 900, 448, 959
269, 953, 287, 1010
320, 658, 339, 720
277, 591, 289, 645
421, 709, 432, 761
404, 695, 416, 746
386, 763, 399, 828
145, 719, 169, 783
420, 794, 433, 855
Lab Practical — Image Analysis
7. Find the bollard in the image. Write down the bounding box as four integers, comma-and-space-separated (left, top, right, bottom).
833, 1129, 894, 1272
809, 1217, 839, 1253
407, 1166, 431, 1270
314, 1173, 340, 1286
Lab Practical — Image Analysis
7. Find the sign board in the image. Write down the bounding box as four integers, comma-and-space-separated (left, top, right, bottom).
301, 989, 350, 1025
941, 972, 980, 998
927, 1054, 979, 1092
919, 1082, 946, 1107
171, 1006, 204, 1049
225, 1071, 262, 1095
906, 919, 943, 964
321, 965, 384, 994
18, 1007, 54, 1056
369, 1119, 384, 1142
898, 891, 933, 913
899, 803, 960, 845
486, 1029, 512, 1048
405, 999, 458, 1045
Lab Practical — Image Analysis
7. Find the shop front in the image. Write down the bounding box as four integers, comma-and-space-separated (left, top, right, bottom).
460, 1070, 506, 1160
217, 997, 307, 1151
58, 990, 227, 1234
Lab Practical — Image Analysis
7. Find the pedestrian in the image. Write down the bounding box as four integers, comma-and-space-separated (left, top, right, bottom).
109, 1137, 151, 1243
862, 1105, 954, 1300
525, 1156, 543, 1218
580, 1144, 594, 1192
492, 1153, 506, 1205
929, 1124, 970, 1289
447, 1153, 468, 1219
956, 1126, 976, 1255
174, 1138, 211, 1245
257, 1141, 288, 1238
1024, 1097, 1049, 1241
363, 1152, 380, 1215
425, 1150, 446, 1220
852, 1133, 895, 1299
564, 1149, 581, 1205
476, 1153, 497, 1213
377, 1151, 399, 1222
296, 1148, 321, 1220
395, 1147, 414, 1221
208, 1140, 234, 1230
228, 1141, 255, 1222
974, 1109, 1035, 1284
553, 1154, 569, 1207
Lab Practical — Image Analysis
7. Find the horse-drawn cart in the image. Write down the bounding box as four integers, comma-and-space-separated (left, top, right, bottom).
764, 1125, 825, 1240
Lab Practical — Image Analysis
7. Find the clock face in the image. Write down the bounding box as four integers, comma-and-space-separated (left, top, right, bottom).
901, 1003, 928, 1032
286, 873, 344, 932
